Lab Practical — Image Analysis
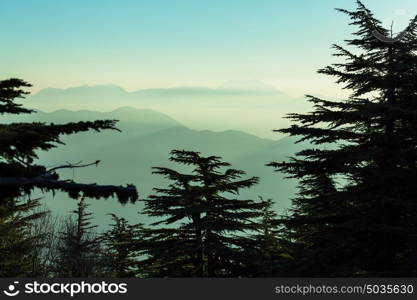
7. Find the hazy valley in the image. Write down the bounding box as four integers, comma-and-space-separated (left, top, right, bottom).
5, 106, 306, 227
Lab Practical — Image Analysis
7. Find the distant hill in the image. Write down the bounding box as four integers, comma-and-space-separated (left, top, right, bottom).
29, 81, 284, 108
9, 107, 302, 227
25, 81, 311, 139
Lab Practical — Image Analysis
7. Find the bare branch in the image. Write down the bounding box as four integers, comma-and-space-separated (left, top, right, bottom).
46, 160, 101, 174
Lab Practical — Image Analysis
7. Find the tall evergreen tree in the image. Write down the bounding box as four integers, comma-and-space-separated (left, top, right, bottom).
0, 78, 138, 277
245, 197, 292, 276
269, 1, 417, 276
0, 197, 45, 276
140, 150, 265, 277
55, 199, 102, 277
103, 214, 143, 277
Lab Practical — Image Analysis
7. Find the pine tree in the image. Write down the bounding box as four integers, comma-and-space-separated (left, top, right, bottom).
140, 150, 265, 277
278, 174, 339, 276
245, 197, 291, 276
55, 199, 103, 277
269, 1, 417, 276
0, 197, 46, 276
0, 78, 138, 277
103, 214, 143, 277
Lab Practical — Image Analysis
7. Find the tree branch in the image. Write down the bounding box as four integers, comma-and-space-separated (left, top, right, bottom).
45, 160, 101, 174
0, 177, 138, 204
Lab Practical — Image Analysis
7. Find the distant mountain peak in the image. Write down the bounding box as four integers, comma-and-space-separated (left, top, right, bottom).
34, 84, 127, 95
33, 81, 283, 98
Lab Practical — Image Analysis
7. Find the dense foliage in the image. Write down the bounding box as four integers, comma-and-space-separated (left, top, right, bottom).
139, 150, 267, 277
269, 1, 417, 276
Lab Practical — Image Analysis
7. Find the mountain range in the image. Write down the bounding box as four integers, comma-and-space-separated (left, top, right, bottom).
6, 107, 306, 227
25, 81, 312, 139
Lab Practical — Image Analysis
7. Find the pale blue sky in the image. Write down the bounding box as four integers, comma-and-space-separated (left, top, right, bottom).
1, 0, 417, 96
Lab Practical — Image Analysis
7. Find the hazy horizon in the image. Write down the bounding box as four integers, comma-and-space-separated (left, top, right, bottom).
23, 80, 315, 139
3, 0, 417, 140
2, 0, 417, 98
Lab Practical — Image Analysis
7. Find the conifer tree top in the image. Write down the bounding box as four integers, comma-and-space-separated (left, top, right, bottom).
268, 1, 417, 276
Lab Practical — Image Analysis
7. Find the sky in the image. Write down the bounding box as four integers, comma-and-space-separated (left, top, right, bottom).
1, 0, 417, 97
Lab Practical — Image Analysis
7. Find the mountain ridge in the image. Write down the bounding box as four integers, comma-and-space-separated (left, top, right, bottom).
31, 80, 285, 97
9, 107, 299, 226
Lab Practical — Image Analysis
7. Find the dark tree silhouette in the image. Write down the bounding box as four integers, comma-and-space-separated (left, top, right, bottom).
103, 214, 143, 277
245, 197, 291, 276
139, 150, 266, 277
0, 78, 138, 277
0, 197, 45, 276
0, 78, 137, 202
269, 1, 417, 276
55, 199, 102, 277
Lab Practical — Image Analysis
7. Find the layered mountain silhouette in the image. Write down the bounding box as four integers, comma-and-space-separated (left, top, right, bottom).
26, 81, 311, 139
7, 107, 303, 227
